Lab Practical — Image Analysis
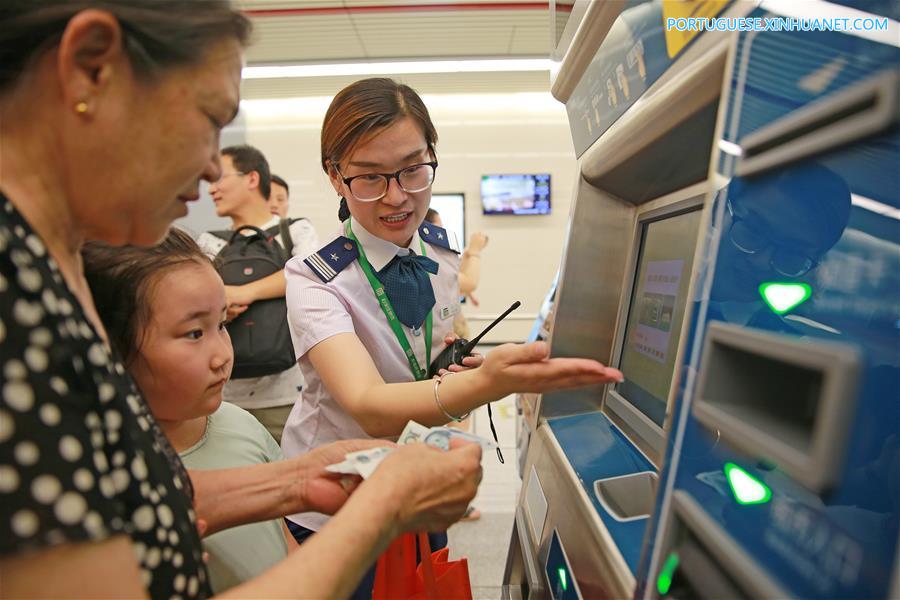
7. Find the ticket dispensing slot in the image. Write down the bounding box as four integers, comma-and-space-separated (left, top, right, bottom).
594, 471, 658, 521
651, 491, 787, 599
693, 323, 859, 492
736, 70, 899, 178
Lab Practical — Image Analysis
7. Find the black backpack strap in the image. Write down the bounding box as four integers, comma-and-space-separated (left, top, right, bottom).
208, 229, 238, 261
212, 226, 269, 244
278, 217, 294, 258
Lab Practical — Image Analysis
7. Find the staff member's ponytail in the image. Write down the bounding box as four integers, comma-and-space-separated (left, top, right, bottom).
338, 197, 350, 221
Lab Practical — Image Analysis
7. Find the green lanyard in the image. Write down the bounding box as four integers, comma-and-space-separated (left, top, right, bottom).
345, 219, 433, 381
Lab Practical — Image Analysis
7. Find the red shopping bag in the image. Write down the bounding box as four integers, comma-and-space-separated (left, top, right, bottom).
372, 532, 473, 600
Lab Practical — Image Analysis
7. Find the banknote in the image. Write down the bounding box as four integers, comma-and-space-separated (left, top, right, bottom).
325, 421, 497, 477
325, 446, 393, 476
347, 446, 394, 479
424, 426, 497, 452
422, 428, 452, 451
324, 459, 360, 475
398, 420, 429, 445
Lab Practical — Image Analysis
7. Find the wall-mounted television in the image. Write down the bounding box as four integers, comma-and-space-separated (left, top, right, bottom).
481, 173, 551, 215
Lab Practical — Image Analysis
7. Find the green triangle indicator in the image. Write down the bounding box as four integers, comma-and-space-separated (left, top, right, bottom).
657, 552, 680, 595
759, 282, 811, 314
724, 462, 771, 505
558, 568, 568, 591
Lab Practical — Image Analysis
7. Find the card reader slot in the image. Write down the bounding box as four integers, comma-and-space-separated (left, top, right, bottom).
514, 506, 544, 597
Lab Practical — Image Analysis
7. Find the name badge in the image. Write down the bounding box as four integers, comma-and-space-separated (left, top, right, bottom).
440, 304, 461, 320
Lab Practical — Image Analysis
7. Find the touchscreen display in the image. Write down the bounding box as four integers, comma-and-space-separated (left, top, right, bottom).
616, 207, 703, 426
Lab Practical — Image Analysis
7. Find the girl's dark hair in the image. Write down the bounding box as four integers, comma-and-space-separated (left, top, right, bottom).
0, 0, 251, 94
321, 78, 438, 221
82, 227, 213, 366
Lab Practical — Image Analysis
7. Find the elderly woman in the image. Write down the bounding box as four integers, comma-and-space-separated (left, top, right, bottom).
0, 2, 483, 598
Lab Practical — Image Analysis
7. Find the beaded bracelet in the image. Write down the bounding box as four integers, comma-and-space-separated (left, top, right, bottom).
433, 371, 470, 423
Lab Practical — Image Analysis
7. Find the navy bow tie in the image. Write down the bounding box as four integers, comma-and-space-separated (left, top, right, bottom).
377, 253, 440, 329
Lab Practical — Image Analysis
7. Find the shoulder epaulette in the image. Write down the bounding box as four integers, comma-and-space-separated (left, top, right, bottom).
418, 223, 461, 254
304, 236, 359, 283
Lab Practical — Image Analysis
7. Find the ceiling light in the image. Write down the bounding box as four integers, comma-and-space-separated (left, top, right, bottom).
242, 58, 553, 79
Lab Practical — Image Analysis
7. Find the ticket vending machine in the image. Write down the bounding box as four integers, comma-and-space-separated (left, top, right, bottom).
505, 1, 899, 599
642, 9, 900, 600
503, 1, 746, 598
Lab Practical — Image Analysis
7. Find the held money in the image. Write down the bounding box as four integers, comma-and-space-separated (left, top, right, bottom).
325, 421, 496, 478
397, 420, 498, 451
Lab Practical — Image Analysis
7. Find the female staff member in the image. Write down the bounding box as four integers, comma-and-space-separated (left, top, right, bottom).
282, 79, 622, 534
0, 3, 482, 598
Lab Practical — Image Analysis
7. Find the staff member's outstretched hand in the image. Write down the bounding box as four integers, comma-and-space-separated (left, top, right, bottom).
479, 341, 623, 395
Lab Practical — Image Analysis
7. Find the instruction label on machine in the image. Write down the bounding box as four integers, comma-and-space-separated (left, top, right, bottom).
662, 0, 731, 57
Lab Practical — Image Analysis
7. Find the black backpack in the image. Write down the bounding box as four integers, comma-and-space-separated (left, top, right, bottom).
211, 219, 301, 379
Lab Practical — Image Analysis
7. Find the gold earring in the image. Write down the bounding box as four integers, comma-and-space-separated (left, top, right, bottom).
74, 101, 88, 114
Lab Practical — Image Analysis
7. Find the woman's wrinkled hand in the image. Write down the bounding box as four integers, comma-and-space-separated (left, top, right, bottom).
367, 439, 482, 533
296, 439, 394, 515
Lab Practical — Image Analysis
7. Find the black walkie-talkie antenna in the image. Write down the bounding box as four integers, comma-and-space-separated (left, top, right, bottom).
461, 300, 521, 355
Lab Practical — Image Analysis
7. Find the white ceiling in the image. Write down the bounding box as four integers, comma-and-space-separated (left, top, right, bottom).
236, 0, 554, 98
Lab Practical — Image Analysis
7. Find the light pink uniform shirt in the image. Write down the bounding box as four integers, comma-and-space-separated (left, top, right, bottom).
282, 220, 461, 530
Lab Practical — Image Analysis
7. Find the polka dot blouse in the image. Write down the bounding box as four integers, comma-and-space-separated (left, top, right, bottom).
0, 194, 212, 598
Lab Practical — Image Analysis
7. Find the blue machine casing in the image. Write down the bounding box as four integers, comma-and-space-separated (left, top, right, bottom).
549, 413, 655, 575
643, 10, 900, 598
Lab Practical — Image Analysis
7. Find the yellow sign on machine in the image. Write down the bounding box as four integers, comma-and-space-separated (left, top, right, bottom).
662, 0, 731, 58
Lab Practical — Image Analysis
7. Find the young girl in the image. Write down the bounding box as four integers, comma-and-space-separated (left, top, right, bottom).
281, 78, 623, 593
82, 228, 296, 592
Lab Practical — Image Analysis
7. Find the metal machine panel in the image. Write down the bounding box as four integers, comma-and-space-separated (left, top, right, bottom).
565, 0, 734, 155
506, 423, 638, 599
538, 178, 632, 419
646, 12, 900, 598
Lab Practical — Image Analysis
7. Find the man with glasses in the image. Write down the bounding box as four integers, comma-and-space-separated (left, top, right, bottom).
709, 161, 851, 332
197, 145, 319, 443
